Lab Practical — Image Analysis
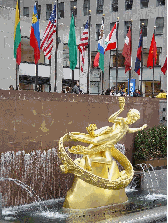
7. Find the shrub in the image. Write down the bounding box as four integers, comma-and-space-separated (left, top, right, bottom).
133, 125, 167, 161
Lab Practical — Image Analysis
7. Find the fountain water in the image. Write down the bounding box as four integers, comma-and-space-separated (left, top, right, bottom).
0, 177, 41, 203
138, 164, 151, 194
0, 147, 167, 222
149, 164, 161, 194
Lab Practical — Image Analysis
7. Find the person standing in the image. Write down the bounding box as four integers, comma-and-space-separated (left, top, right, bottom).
133, 89, 141, 97
73, 81, 80, 94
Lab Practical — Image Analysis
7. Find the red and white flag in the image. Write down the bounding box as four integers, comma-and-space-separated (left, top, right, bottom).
41, 4, 56, 60
105, 22, 117, 52
161, 57, 167, 75
122, 27, 131, 73
78, 21, 89, 72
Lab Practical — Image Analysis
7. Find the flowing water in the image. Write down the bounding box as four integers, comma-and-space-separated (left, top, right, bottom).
0, 148, 167, 222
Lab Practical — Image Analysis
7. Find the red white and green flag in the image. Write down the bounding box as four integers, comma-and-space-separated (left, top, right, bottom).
14, 0, 21, 65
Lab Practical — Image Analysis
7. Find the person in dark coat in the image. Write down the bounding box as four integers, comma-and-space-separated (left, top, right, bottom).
73, 81, 80, 94
133, 89, 141, 97
105, 88, 111, 95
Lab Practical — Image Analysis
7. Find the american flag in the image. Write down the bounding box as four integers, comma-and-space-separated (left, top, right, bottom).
41, 4, 56, 60
78, 21, 89, 72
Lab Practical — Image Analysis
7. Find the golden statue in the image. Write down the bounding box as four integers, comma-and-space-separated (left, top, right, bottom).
58, 97, 147, 209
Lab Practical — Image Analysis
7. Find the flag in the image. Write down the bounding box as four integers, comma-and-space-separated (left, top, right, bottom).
161, 57, 167, 75
105, 22, 117, 52
14, 0, 21, 65
41, 4, 56, 60
122, 27, 131, 73
68, 14, 77, 70
78, 21, 89, 72
30, 3, 40, 64
147, 33, 157, 68
93, 52, 100, 67
134, 29, 143, 75
98, 20, 105, 72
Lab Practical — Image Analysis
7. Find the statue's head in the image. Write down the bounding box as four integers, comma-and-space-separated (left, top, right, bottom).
126, 109, 140, 124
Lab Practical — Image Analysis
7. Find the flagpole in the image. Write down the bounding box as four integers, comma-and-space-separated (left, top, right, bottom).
87, 10, 91, 94
101, 14, 105, 95
109, 51, 111, 89
79, 27, 81, 82
141, 23, 144, 96
71, 6, 76, 89
152, 26, 156, 97
116, 17, 119, 95
128, 20, 132, 96
35, 1, 39, 92
16, 0, 20, 91
54, 0, 58, 92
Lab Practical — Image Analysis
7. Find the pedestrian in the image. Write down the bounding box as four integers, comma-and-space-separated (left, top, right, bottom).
66, 86, 70, 93
105, 88, 111, 95
9, 85, 14, 90
120, 89, 126, 96
73, 81, 80, 94
110, 89, 115, 96
133, 89, 141, 97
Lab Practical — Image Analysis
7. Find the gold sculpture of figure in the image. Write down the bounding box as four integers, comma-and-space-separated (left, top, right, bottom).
58, 97, 147, 209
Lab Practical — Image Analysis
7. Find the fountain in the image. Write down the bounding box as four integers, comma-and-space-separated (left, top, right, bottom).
0, 97, 167, 222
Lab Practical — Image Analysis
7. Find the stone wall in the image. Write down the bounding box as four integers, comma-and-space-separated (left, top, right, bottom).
0, 90, 166, 163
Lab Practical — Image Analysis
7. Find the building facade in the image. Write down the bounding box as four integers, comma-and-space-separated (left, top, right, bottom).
0, 0, 167, 95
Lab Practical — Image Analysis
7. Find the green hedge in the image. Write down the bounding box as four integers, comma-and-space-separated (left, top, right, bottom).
133, 125, 167, 161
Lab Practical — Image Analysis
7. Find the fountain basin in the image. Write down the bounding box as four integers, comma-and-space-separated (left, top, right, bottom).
1, 186, 167, 223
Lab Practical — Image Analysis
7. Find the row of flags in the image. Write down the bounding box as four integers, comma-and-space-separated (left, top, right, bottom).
94, 19, 167, 75
14, 0, 167, 77
14, 1, 57, 65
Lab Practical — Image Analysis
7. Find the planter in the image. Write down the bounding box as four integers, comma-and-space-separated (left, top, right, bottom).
134, 158, 167, 167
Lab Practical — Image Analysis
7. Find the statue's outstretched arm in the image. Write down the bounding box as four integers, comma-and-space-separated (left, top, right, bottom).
108, 97, 125, 123
128, 124, 147, 133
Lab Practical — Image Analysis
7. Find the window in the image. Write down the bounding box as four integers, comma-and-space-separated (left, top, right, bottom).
63, 44, 69, 67
97, 0, 104, 14
58, 2, 64, 18
70, 0, 77, 16
143, 48, 161, 67
155, 17, 164, 35
125, 0, 133, 10
96, 24, 101, 41
111, 0, 118, 12
21, 37, 45, 64
156, 0, 165, 6
140, 0, 149, 8
110, 51, 125, 67
23, 7, 29, 17
83, 0, 90, 16
124, 21, 131, 38
46, 4, 52, 20
140, 19, 148, 37
110, 22, 116, 31
38, 5, 41, 19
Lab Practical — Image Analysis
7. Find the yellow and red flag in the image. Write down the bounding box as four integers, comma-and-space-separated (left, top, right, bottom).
147, 33, 157, 68
14, 0, 21, 65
